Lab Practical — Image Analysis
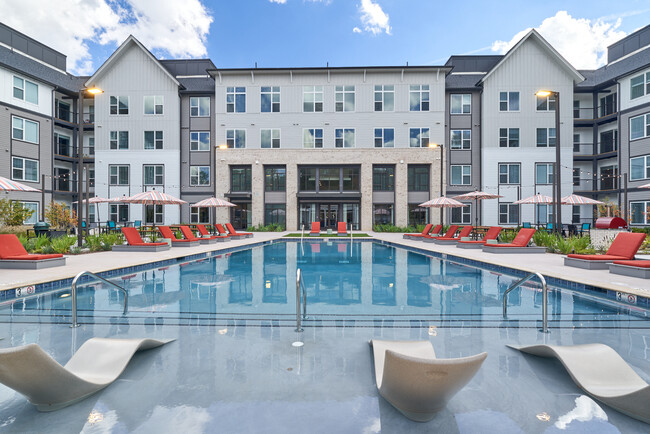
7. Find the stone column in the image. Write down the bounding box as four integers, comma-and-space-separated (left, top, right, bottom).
394, 160, 408, 227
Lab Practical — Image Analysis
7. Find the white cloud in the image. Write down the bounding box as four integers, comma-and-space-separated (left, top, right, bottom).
269, 0, 287, 3
358, 0, 391, 35
353, 27, 362, 33
0, 0, 213, 75
491, 11, 626, 69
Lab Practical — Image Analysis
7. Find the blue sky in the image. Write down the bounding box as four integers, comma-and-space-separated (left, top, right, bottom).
2, 0, 650, 74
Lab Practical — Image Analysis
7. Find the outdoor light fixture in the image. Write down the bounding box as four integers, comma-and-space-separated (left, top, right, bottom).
85, 87, 104, 95
535, 90, 552, 97
218, 144, 227, 149
536, 89, 561, 234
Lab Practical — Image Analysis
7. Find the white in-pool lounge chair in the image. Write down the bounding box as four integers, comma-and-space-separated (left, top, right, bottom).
370, 339, 487, 422
0, 337, 173, 411
509, 343, 650, 424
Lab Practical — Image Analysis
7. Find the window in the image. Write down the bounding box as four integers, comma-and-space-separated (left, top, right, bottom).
373, 204, 394, 225
261, 86, 280, 112
573, 133, 581, 152
303, 86, 323, 112
190, 166, 210, 186
499, 92, 519, 111
451, 203, 471, 224
342, 167, 360, 191
536, 204, 554, 225
451, 165, 471, 185
374, 85, 394, 111
630, 113, 650, 140
20, 202, 38, 225
499, 164, 520, 184
335, 128, 355, 148
261, 129, 281, 148
226, 129, 246, 148
144, 96, 163, 114
599, 93, 616, 117
410, 85, 430, 111
536, 94, 556, 111
13, 76, 38, 104
231, 166, 252, 191
109, 96, 129, 115
450, 130, 470, 149
299, 168, 317, 191
265, 204, 286, 226
145, 204, 163, 225
630, 73, 650, 99
12, 157, 38, 182
11, 116, 39, 144
303, 128, 323, 148
601, 165, 618, 190
56, 99, 72, 122
573, 100, 580, 118
536, 128, 556, 147
191, 207, 211, 224
409, 128, 430, 147
408, 204, 428, 226
265, 166, 286, 191
110, 131, 129, 150
450, 94, 471, 114
319, 168, 340, 191
89, 137, 95, 156
54, 133, 71, 156
600, 130, 617, 153
499, 203, 519, 225
89, 168, 95, 187
408, 166, 429, 191
630, 155, 650, 180
499, 128, 519, 147
143, 165, 164, 185
144, 131, 163, 150
373, 165, 395, 191
573, 168, 580, 186
109, 165, 129, 185
226, 87, 246, 113
572, 205, 581, 224
190, 97, 210, 117
110, 204, 129, 223
374, 128, 395, 148
630, 201, 650, 224
335, 85, 355, 112
190, 132, 210, 151
536, 163, 554, 184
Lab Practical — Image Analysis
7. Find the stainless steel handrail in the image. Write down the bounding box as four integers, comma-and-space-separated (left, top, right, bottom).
502, 272, 549, 333
71, 271, 128, 328
295, 268, 308, 332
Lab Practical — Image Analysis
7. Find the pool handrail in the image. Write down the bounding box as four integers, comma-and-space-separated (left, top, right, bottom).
71, 271, 128, 328
295, 268, 307, 332
503, 272, 549, 333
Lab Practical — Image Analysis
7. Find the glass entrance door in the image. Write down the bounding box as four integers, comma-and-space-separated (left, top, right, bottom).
319, 204, 339, 229
231, 202, 251, 229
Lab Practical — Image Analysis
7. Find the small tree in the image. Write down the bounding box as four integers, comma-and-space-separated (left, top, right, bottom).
45, 202, 77, 230
0, 199, 34, 226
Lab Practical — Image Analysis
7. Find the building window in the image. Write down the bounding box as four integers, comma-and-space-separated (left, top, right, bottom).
261, 86, 280, 112
499, 128, 519, 147
335, 128, 355, 148
143, 165, 164, 185
373, 165, 395, 191
408, 165, 429, 192
536, 163, 554, 184
303, 86, 323, 112
373, 204, 394, 225
600, 165, 618, 190
599, 130, 618, 153
450, 165, 471, 185
89, 137, 95, 156
231, 166, 252, 192
450, 129, 470, 149
599, 93, 616, 117
190, 207, 211, 224
109, 204, 129, 223
144, 95, 163, 114
226, 129, 246, 148
20, 201, 39, 224
190, 97, 210, 117
630, 73, 650, 99
499, 203, 519, 225
573, 133, 581, 152
11, 116, 39, 143
89, 167, 95, 187
375, 128, 395, 148
319, 168, 340, 191
226, 87, 246, 113
499, 91, 519, 111
265, 166, 286, 191
536, 204, 554, 225
145, 204, 163, 225
499, 163, 520, 184
109, 165, 129, 185
144, 131, 163, 150
303, 128, 323, 148
630, 155, 650, 180
109, 96, 129, 115
408, 205, 428, 226
409, 128, 430, 147
190, 132, 210, 151
335, 85, 355, 112
536, 128, 556, 147
572, 205, 581, 224
451, 203, 471, 224
261, 129, 281, 148
536, 94, 556, 111
410, 85, 430, 111
110, 131, 129, 149
573, 168, 580, 186
13, 76, 38, 104
630, 113, 650, 140
450, 94, 471, 114
11, 157, 38, 182
342, 167, 360, 191
374, 85, 394, 111
265, 204, 286, 226
190, 166, 210, 186
630, 201, 650, 224
299, 168, 316, 191
54, 133, 71, 156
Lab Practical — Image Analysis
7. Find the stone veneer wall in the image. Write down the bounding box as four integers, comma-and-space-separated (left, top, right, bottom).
590, 228, 626, 250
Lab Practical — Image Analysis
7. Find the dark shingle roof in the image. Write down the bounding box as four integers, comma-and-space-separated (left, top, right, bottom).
577, 46, 650, 89
177, 76, 214, 93
446, 74, 483, 90
445, 55, 503, 73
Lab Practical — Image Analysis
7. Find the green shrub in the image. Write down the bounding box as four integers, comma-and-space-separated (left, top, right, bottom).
499, 229, 517, 243
100, 233, 123, 250
85, 235, 103, 252
32, 234, 51, 253
0, 199, 34, 226
373, 224, 420, 233
246, 223, 285, 232
50, 236, 76, 254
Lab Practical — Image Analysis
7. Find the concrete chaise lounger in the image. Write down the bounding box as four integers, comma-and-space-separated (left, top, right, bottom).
0, 337, 173, 411
509, 343, 650, 424
0, 234, 66, 269
403, 224, 440, 240
196, 224, 229, 242
309, 222, 321, 236
482, 228, 545, 253
112, 227, 170, 252
456, 226, 502, 249
423, 225, 459, 243
431, 225, 473, 245
564, 232, 646, 270
158, 226, 200, 247
369, 339, 487, 422
609, 260, 650, 278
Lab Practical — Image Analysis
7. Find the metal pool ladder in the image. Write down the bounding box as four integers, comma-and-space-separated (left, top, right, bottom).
295, 268, 308, 332
70, 271, 128, 328
502, 272, 549, 333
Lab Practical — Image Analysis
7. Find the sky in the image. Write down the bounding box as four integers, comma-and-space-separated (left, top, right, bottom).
1, 0, 650, 75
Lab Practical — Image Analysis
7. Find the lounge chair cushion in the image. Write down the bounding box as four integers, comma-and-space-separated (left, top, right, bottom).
3, 254, 64, 260
225, 223, 252, 236
511, 228, 536, 246
310, 222, 321, 234
567, 254, 628, 261
605, 232, 646, 259
180, 226, 200, 241
612, 260, 650, 268
337, 222, 347, 234
0, 235, 63, 260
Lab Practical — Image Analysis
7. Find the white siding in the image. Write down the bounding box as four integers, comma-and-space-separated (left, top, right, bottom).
619, 66, 650, 111
0, 66, 53, 116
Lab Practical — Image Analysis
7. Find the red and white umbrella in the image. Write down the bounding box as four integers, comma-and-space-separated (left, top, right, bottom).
190, 197, 236, 207
107, 195, 131, 203
639, 183, 650, 189
123, 191, 186, 205
72, 196, 112, 204
453, 190, 503, 229
0, 176, 40, 192
513, 194, 554, 204
419, 197, 467, 208
561, 194, 604, 205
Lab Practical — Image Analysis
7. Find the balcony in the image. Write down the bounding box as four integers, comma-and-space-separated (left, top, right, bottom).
573, 142, 618, 161
573, 106, 618, 125
54, 109, 95, 128
54, 144, 95, 161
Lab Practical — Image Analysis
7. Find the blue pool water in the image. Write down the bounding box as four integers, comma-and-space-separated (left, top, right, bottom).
0, 240, 647, 329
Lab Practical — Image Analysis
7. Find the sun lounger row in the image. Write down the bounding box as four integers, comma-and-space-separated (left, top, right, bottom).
116, 224, 254, 250
405, 225, 543, 253
309, 222, 349, 236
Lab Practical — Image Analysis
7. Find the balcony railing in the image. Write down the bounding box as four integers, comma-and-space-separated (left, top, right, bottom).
54, 145, 95, 158
573, 106, 618, 121
54, 110, 95, 125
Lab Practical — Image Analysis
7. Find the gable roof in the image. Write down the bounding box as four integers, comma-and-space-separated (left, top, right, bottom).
479, 29, 584, 84
84, 35, 180, 88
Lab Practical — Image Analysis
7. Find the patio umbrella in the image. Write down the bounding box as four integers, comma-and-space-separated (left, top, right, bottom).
513, 194, 554, 227
561, 194, 604, 205
190, 197, 236, 207
0, 176, 40, 192
72, 196, 111, 204
419, 197, 467, 226
453, 190, 503, 231
123, 191, 186, 205
639, 183, 650, 189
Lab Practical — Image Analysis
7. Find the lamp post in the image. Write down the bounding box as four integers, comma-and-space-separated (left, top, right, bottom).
536, 90, 561, 234
429, 143, 444, 224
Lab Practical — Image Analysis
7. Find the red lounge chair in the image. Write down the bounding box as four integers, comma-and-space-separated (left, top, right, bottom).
180, 225, 219, 245
337, 222, 347, 236
609, 260, 650, 279
565, 232, 646, 270
112, 228, 169, 252
197, 225, 228, 243
431, 226, 474, 244
423, 225, 458, 243
310, 222, 321, 237
158, 226, 200, 247
457, 227, 502, 249
482, 228, 545, 253
0, 234, 66, 269
403, 224, 436, 239
225, 223, 253, 238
